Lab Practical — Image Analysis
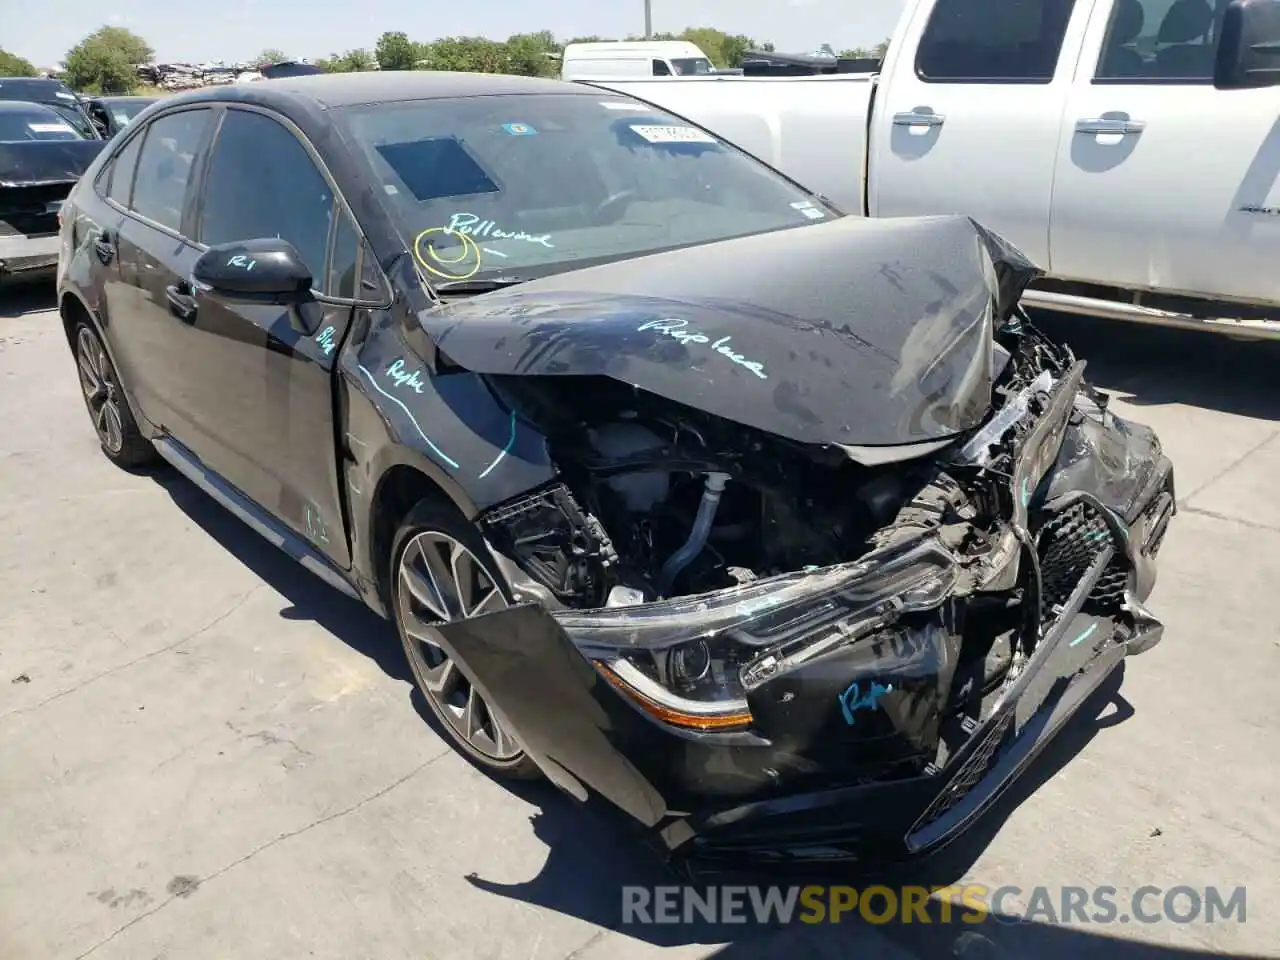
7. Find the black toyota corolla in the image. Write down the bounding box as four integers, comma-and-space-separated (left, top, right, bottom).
55, 71, 1175, 867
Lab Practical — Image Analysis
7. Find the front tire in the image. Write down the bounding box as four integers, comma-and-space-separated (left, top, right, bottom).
391, 498, 540, 779
73, 321, 155, 469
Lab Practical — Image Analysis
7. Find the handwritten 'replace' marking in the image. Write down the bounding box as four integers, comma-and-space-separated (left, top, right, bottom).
838, 680, 894, 726
386, 358, 426, 393
316, 326, 337, 356
636, 319, 768, 380
446, 213, 554, 248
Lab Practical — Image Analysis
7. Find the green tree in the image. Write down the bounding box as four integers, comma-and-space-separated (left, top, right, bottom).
0, 49, 39, 76
253, 48, 289, 67
375, 31, 418, 70
63, 26, 153, 93
323, 49, 378, 72
504, 31, 559, 77
420, 37, 507, 73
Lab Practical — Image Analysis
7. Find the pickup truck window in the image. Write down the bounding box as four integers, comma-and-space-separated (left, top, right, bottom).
1095, 0, 1223, 81
652, 59, 672, 76
917, 0, 1078, 82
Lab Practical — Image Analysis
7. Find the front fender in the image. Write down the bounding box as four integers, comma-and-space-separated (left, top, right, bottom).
339, 310, 559, 609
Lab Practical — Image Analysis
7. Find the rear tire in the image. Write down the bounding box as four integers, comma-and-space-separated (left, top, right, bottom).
391, 498, 541, 780
73, 321, 155, 469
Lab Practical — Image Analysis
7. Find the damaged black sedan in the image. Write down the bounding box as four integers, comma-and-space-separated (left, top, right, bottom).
56, 72, 1175, 866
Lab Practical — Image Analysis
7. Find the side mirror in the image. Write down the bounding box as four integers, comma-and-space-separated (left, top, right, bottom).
192, 239, 313, 303
1215, 0, 1280, 89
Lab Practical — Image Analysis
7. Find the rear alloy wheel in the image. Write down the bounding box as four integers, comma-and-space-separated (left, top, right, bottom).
74, 322, 155, 469
392, 503, 540, 779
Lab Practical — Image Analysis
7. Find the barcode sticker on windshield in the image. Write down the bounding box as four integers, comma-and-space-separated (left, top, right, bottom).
629, 124, 717, 144
29, 123, 74, 133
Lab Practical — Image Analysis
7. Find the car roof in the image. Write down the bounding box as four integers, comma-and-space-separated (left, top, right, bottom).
0, 99, 61, 115
91, 95, 155, 103
162, 70, 591, 111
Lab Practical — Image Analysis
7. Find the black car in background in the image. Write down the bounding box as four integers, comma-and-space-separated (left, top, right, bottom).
54, 72, 1175, 868
0, 77, 99, 139
0, 98, 104, 283
82, 95, 159, 138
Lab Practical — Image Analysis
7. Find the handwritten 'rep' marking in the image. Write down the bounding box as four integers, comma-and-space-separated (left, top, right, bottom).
386, 358, 426, 393
838, 680, 894, 726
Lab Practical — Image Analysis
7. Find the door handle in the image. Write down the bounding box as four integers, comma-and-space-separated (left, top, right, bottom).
92, 231, 114, 264
165, 284, 198, 322
893, 111, 945, 127
1075, 118, 1146, 135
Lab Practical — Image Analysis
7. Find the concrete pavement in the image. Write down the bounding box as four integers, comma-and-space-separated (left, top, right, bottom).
2, 285, 1276, 959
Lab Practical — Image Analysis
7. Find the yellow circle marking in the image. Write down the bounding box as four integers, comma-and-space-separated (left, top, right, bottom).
413, 226, 481, 281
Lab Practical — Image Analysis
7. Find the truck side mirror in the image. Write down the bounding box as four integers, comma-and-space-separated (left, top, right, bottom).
1215, 0, 1280, 89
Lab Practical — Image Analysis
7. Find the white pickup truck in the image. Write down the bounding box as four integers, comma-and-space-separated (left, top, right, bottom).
589, 0, 1280, 340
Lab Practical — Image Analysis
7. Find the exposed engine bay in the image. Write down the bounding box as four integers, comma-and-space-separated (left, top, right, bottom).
481, 314, 1077, 613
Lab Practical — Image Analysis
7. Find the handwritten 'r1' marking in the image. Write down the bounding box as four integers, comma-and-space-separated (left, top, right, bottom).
637, 318, 768, 380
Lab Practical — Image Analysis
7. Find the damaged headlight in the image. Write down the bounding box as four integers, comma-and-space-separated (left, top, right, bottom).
554, 539, 958, 732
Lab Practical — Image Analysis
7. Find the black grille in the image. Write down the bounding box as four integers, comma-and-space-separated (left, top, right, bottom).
914, 711, 1013, 829
1037, 502, 1115, 616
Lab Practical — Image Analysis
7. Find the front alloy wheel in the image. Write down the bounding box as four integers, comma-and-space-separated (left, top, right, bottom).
393, 516, 538, 778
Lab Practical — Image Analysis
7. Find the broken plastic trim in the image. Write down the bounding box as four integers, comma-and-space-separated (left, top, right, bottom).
555, 537, 960, 731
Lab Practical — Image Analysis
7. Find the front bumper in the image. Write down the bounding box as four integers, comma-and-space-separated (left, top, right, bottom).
434, 380, 1175, 867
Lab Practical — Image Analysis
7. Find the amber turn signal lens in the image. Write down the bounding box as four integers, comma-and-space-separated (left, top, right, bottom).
595, 661, 754, 732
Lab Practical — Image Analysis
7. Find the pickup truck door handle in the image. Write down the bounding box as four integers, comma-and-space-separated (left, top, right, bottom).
92, 231, 115, 265
1075, 118, 1146, 135
165, 283, 198, 323
893, 111, 945, 128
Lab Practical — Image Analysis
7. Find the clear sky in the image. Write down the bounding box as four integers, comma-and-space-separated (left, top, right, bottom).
7, 0, 907, 68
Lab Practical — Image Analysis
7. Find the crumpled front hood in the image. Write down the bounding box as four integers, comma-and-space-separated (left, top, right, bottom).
421, 214, 1041, 448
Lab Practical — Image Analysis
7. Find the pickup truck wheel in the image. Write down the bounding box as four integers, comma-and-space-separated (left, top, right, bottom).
73, 322, 155, 469
391, 500, 540, 780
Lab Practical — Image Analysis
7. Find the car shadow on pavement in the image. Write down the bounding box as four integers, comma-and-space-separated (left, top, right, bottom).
148, 466, 411, 684
0, 281, 58, 319
1034, 312, 1280, 423
454, 664, 1186, 956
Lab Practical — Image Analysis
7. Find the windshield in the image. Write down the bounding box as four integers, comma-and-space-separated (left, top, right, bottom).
671, 57, 714, 75
46, 102, 97, 138
0, 106, 86, 142
338, 92, 834, 285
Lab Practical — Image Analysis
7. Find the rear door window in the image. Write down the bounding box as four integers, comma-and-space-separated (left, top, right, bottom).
916, 0, 1078, 82
106, 130, 145, 207
197, 108, 335, 283
130, 108, 213, 232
